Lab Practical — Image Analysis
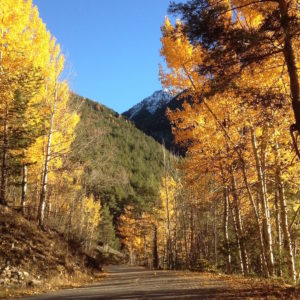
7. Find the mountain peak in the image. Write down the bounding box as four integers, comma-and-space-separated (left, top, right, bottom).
123, 90, 186, 154
124, 90, 173, 119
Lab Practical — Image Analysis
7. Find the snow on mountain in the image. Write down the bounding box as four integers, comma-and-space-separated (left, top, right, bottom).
126, 90, 173, 119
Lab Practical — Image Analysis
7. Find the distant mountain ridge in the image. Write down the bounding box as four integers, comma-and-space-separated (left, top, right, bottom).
123, 90, 186, 154
124, 90, 173, 119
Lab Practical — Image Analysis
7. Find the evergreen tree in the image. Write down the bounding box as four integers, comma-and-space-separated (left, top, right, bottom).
0, 83, 43, 206
99, 204, 118, 249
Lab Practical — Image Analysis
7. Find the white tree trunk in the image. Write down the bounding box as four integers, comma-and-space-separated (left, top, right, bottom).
250, 127, 274, 276
38, 87, 57, 227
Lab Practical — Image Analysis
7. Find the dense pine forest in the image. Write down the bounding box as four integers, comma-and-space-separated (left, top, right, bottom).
0, 0, 300, 298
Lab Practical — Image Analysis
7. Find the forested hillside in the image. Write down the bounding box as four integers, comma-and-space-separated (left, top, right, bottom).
71, 94, 168, 223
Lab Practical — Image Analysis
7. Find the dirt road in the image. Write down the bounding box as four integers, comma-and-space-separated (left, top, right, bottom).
19, 265, 297, 299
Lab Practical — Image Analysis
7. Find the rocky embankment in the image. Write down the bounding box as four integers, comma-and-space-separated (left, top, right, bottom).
0, 265, 37, 287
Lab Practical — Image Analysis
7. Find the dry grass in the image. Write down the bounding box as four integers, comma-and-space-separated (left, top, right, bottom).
0, 271, 108, 299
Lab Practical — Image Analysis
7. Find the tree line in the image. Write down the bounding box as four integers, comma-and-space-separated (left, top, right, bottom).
0, 0, 101, 251
118, 0, 299, 282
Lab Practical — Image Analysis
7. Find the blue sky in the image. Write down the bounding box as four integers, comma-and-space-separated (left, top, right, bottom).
33, 0, 173, 113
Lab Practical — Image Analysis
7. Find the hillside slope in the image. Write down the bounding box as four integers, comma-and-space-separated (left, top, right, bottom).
71, 94, 169, 220
0, 206, 101, 297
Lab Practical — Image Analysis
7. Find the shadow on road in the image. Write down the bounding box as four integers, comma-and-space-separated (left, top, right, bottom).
19, 265, 298, 300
